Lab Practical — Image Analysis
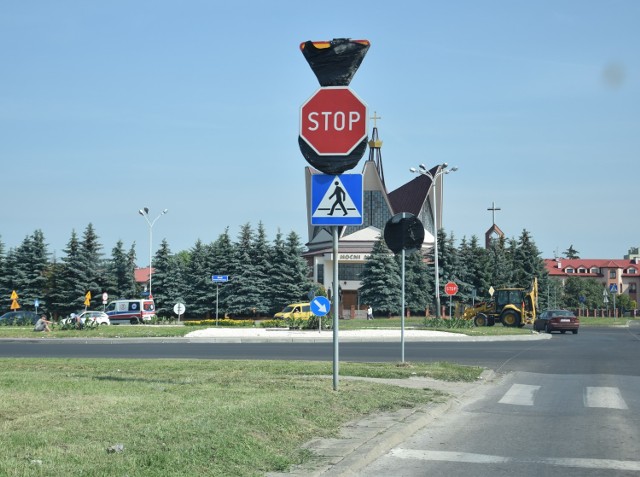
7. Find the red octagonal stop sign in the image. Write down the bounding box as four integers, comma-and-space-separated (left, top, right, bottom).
300, 86, 367, 156
444, 282, 459, 296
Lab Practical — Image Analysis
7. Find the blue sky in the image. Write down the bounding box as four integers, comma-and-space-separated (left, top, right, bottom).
1, 1, 638, 264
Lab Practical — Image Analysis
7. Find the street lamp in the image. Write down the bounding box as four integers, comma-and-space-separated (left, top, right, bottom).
409, 163, 458, 319
138, 207, 168, 299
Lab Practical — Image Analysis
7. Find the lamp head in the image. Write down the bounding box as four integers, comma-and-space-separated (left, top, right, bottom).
144, 207, 149, 214
409, 167, 417, 173
138, 209, 145, 216
450, 166, 459, 172
162, 209, 168, 214
418, 164, 427, 171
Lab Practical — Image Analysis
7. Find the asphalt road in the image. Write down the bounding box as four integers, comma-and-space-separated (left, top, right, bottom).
360, 324, 640, 477
1, 327, 639, 378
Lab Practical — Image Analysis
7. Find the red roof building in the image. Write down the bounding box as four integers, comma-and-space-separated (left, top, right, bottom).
544, 257, 639, 302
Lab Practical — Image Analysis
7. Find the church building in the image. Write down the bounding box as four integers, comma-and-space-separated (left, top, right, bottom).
303, 117, 450, 313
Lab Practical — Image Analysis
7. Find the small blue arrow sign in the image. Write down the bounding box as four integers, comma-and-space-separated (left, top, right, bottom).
212, 275, 229, 283
310, 296, 331, 317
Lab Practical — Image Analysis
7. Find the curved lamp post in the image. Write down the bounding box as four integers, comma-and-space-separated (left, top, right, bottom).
138, 207, 168, 299
409, 163, 458, 318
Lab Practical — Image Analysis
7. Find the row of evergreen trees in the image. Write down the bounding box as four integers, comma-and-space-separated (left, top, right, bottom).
4, 222, 611, 320
0, 223, 313, 319
358, 229, 551, 315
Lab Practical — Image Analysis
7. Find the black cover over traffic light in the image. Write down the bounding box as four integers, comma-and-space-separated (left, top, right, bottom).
384, 213, 425, 254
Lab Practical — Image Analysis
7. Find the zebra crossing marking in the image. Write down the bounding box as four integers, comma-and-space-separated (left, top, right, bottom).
584, 386, 628, 409
498, 384, 540, 406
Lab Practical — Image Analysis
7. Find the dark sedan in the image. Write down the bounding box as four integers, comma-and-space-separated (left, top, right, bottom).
0, 311, 40, 325
534, 309, 579, 334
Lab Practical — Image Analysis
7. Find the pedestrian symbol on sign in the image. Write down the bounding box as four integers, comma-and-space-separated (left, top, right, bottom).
311, 174, 363, 225
329, 181, 347, 216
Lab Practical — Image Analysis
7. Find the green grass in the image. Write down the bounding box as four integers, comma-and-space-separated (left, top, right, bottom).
0, 359, 479, 476
575, 316, 634, 326
1, 314, 636, 339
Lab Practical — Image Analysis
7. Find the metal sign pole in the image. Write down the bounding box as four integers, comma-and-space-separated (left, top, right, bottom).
332, 226, 340, 391
401, 248, 405, 363
216, 283, 219, 326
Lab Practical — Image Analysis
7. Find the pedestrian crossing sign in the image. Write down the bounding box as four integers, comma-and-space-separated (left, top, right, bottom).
311, 174, 363, 226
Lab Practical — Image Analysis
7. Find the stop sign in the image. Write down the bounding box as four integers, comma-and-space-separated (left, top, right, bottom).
444, 282, 459, 296
300, 86, 367, 156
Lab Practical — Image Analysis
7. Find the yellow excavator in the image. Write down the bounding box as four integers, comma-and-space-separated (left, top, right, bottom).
463, 278, 538, 327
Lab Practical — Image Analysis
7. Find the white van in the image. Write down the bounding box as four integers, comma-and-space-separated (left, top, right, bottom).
105, 299, 155, 324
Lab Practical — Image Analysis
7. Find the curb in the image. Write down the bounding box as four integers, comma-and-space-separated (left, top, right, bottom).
267, 370, 498, 477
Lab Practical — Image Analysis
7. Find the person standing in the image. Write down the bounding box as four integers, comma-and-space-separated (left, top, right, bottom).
367, 305, 373, 320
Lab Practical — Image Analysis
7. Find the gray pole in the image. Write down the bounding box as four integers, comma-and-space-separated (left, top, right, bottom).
401, 248, 406, 363
332, 226, 340, 391
433, 178, 441, 319
216, 283, 219, 326
148, 224, 153, 298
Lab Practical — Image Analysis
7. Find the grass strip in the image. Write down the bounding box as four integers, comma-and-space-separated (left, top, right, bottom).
0, 359, 479, 476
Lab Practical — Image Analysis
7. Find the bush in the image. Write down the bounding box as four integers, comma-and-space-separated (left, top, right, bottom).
424, 317, 473, 329
0, 316, 33, 327
306, 315, 331, 330
149, 315, 177, 325
183, 318, 255, 327
258, 319, 285, 328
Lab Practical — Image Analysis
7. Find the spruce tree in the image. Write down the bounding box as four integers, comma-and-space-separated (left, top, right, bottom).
25, 230, 49, 305
226, 224, 262, 316
512, 229, 549, 308
284, 231, 312, 300
210, 229, 234, 315
359, 239, 401, 316
267, 230, 312, 314
0, 238, 7, 302
151, 239, 173, 315
269, 230, 294, 313
487, 235, 512, 290
184, 240, 215, 318
563, 245, 580, 259
125, 244, 140, 298
458, 235, 491, 302
250, 222, 273, 315
105, 240, 138, 300
56, 230, 89, 316
403, 250, 431, 317
44, 255, 65, 319
80, 223, 104, 308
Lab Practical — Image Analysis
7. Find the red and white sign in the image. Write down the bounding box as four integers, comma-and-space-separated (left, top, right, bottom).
300, 86, 367, 156
444, 282, 459, 296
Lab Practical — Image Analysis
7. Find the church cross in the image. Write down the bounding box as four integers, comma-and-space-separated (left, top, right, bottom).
487, 201, 501, 226
370, 111, 381, 128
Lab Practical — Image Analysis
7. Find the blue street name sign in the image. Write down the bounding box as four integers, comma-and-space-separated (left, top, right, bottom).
311, 174, 363, 226
310, 296, 331, 317
212, 275, 229, 283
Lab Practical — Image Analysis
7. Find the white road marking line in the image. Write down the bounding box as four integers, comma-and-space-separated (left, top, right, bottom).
498, 384, 540, 406
584, 387, 628, 409
389, 449, 640, 471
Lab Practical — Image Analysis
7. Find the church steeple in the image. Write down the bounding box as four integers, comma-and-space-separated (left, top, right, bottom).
485, 201, 505, 248
367, 111, 385, 188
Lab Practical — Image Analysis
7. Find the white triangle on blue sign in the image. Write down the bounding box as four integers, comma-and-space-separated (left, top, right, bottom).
312, 176, 362, 219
